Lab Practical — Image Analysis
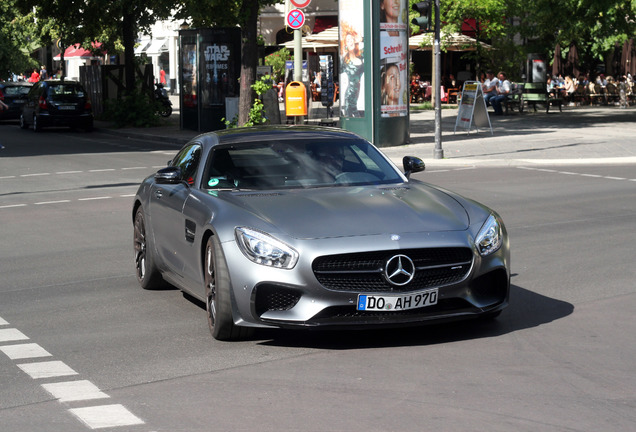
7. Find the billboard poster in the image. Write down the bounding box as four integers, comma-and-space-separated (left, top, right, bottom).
200, 43, 237, 106
379, 0, 408, 117
339, 0, 365, 118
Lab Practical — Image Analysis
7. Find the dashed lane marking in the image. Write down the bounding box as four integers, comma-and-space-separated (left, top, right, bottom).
42, 380, 110, 402
17, 360, 79, 379
0, 343, 52, 360
0, 328, 30, 342
69, 404, 145, 429
517, 166, 636, 182
1, 315, 147, 429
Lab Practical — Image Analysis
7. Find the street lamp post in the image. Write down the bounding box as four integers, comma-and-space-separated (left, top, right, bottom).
433, 0, 443, 159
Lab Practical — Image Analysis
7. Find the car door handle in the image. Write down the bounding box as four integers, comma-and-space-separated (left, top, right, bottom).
154, 190, 163, 199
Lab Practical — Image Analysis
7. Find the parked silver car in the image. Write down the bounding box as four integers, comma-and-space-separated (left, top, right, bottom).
133, 126, 510, 340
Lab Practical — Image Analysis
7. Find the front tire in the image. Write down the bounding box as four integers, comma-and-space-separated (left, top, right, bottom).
158, 104, 172, 117
205, 236, 253, 341
133, 207, 164, 289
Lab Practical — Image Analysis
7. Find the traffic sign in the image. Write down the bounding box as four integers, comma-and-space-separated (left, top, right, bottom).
290, 0, 311, 8
286, 9, 305, 30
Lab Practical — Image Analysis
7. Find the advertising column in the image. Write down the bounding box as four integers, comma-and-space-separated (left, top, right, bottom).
338, 0, 409, 147
376, 0, 409, 146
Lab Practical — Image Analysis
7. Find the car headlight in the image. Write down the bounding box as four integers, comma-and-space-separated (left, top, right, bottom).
235, 227, 299, 269
475, 214, 503, 256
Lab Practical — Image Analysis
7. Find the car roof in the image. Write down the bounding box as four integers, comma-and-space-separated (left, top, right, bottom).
202, 125, 364, 146
0, 81, 33, 87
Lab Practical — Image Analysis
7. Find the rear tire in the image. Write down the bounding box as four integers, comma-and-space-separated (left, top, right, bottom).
19, 114, 28, 129
205, 235, 254, 341
33, 115, 41, 132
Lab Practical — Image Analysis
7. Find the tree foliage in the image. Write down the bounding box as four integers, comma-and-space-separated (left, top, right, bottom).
1, 0, 40, 77
177, 0, 281, 125
409, 0, 636, 80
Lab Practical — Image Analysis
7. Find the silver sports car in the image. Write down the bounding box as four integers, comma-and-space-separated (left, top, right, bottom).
133, 126, 510, 340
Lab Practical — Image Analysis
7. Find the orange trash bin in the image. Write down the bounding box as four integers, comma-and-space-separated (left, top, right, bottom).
285, 81, 308, 116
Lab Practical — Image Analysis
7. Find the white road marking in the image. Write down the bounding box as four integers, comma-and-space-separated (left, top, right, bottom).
518, 166, 636, 182
121, 167, 147, 170
0, 343, 52, 360
35, 200, 72, 205
0, 328, 29, 342
20, 173, 50, 177
0, 204, 27, 209
42, 380, 110, 402
89, 169, 116, 172
78, 196, 112, 201
56, 171, 83, 174
17, 360, 79, 379
1, 316, 146, 429
69, 404, 145, 429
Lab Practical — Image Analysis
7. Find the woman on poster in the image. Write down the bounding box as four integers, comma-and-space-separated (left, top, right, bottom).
340, 23, 364, 117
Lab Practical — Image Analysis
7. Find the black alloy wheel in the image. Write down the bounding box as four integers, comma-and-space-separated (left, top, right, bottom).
133, 207, 163, 289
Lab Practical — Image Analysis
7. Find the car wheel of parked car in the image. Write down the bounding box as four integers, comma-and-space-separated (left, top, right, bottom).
33, 115, 41, 132
19, 114, 28, 129
133, 207, 164, 289
205, 235, 253, 341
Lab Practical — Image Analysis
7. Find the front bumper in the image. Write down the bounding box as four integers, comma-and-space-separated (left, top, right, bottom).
222, 230, 510, 329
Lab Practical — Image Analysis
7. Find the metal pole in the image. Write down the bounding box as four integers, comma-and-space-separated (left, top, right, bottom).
293, 28, 302, 124
293, 29, 302, 82
433, 0, 443, 159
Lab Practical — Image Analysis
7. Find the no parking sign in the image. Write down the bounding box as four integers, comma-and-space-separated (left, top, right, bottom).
290, 0, 311, 7
286, 9, 305, 30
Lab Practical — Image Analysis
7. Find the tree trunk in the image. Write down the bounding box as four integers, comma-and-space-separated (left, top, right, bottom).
238, 0, 259, 126
122, 11, 136, 94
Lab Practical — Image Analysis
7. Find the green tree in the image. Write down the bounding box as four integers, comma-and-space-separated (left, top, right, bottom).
178, 0, 281, 126
1, 0, 41, 77
18, 0, 176, 91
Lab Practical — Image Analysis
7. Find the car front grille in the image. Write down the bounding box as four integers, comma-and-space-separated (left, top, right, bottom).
312, 248, 473, 293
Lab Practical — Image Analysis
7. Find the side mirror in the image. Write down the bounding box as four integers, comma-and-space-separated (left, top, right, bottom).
403, 156, 425, 179
154, 166, 182, 184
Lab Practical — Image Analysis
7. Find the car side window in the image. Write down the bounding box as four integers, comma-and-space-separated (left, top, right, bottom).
171, 144, 201, 186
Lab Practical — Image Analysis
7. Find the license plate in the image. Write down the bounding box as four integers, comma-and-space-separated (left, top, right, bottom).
58, 105, 75, 110
357, 288, 438, 311
13, 99, 25, 103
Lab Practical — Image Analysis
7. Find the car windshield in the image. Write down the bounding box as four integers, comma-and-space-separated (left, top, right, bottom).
202, 138, 404, 190
47, 85, 85, 98
3, 86, 31, 96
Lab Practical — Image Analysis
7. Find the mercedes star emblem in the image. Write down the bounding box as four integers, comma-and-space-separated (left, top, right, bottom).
384, 254, 415, 286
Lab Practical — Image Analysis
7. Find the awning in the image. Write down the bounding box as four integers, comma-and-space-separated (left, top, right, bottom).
305, 26, 339, 44
135, 40, 150, 55
53, 43, 104, 61
302, 26, 492, 52
281, 39, 338, 51
409, 32, 492, 51
145, 39, 168, 55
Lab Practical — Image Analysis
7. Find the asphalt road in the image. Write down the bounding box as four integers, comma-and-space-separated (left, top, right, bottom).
1, 125, 635, 431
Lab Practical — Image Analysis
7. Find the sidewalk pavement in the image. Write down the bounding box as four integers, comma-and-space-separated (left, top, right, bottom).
95, 101, 636, 168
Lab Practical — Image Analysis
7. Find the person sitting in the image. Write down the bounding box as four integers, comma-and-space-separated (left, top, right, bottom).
482, 70, 499, 106
490, 71, 511, 115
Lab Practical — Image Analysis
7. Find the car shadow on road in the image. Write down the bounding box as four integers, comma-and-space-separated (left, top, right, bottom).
255, 284, 574, 349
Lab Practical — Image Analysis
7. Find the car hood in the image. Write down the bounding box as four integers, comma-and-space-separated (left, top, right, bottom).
221, 183, 470, 240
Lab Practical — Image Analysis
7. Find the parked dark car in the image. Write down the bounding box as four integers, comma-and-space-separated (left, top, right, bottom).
20, 80, 93, 132
0, 82, 33, 121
